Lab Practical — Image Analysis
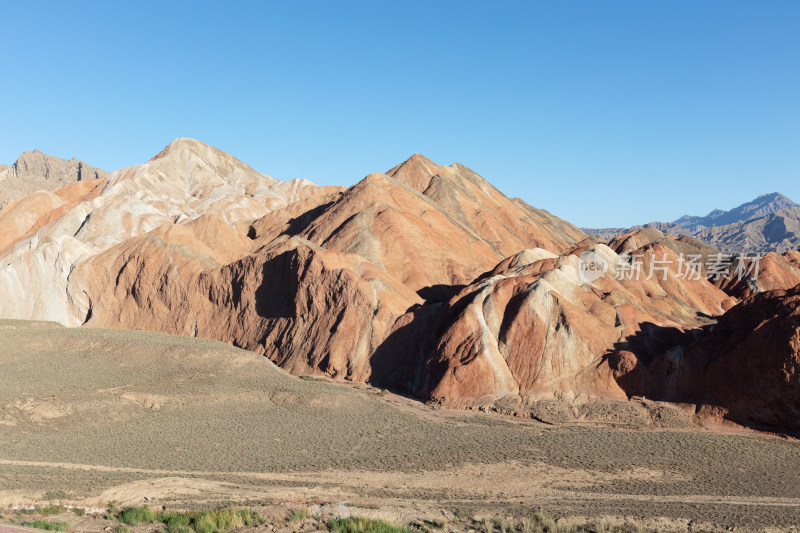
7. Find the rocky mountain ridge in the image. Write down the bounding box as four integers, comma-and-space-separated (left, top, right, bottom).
584, 192, 800, 253
0, 149, 107, 209
1, 139, 799, 432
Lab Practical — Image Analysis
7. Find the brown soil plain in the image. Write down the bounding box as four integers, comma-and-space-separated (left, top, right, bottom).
2, 321, 799, 533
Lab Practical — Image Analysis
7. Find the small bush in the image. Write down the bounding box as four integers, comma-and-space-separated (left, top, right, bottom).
44, 491, 68, 501
164, 526, 193, 533
191, 508, 260, 533
74, 508, 86, 517
23, 520, 68, 532
212, 508, 246, 531
119, 506, 158, 526
288, 508, 310, 523
114, 526, 130, 533
159, 511, 192, 527
328, 516, 417, 533
107, 503, 122, 521
240, 509, 263, 527
193, 513, 217, 533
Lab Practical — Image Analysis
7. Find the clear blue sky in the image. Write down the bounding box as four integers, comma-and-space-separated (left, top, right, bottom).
1, 1, 798, 227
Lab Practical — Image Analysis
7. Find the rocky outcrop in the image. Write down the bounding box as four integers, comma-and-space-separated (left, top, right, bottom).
609, 285, 800, 430
375, 240, 732, 406
0, 149, 107, 209
699, 286, 800, 429
714, 251, 800, 298
72, 233, 419, 381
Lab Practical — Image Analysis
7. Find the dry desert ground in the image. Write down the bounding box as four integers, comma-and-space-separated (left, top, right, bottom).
1, 320, 799, 532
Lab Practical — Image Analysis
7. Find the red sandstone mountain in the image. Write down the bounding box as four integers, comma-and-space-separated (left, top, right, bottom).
250, 153, 585, 292
375, 238, 733, 405
1, 139, 799, 431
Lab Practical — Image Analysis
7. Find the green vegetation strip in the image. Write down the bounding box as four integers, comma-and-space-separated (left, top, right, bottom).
18, 506, 63, 517
110, 506, 264, 533
327, 517, 416, 533
21, 520, 69, 532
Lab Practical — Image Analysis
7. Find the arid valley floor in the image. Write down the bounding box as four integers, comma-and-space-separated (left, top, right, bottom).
1, 320, 799, 532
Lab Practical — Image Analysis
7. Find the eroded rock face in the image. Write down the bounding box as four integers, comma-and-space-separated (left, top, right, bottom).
714, 251, 800, 298
72, 234, 419, 381
700, 286, 800, 428
610, 285, 800, 429
374, 239, 733, 408
0, 149, 107, 209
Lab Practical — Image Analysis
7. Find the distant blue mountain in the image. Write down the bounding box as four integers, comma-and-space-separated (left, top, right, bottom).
582, 192, 800, 253
674, 192, 798, 232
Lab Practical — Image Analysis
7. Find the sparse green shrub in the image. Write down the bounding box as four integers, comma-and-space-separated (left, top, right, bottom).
19, 506, 62, 516
193, 513, 217, 533
164, 526, 193, 533
159, 511, 192, 527
114, 526, 130, 533
327, 516, 416, 533
111, 506, 262, 533
288, 508, 310, 523
191, 508, 260, 533
119, 506, 157, 526
107, 503, 122, 521
211, 508, 246, 531
23, 520, 68, 532
75, 508, 86, 517
44, 491, 68, 501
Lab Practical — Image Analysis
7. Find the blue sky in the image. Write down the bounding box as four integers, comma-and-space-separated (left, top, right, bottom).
1, 1, 798, 227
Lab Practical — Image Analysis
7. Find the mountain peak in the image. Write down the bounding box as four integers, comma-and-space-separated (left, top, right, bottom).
108, 137, 277, 198
150, 137, 226, 162
0, 149, 107, 209
386, 153, 448, 192
756, 192, 794, 202
675, 191, 799, 232
7, 149, 107, 183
